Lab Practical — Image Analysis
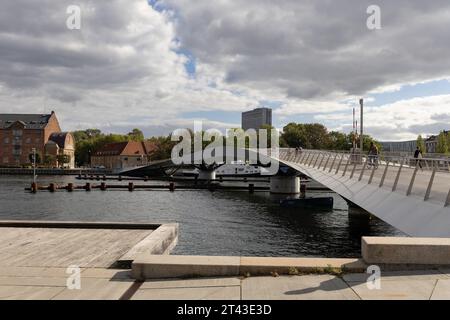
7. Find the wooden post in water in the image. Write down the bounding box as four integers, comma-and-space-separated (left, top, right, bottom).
85, 183, 91, 191
128, 182, 134, 192
31, 182, 37, 194
67, 183, 74, 192
100, 182, 107, 191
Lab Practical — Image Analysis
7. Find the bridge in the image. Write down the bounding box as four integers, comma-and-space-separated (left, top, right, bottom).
271, 148, 450, 238
120, 148, 450, 238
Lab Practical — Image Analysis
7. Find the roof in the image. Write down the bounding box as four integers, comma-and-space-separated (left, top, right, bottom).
0, 113, 53, 129
94, 141, 158, 157
48, 132, 72, 148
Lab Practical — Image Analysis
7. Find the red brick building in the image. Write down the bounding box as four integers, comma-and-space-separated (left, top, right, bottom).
0, 111, 75, 168
91, 141, 157, 170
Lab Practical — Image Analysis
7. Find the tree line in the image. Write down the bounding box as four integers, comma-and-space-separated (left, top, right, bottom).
73, 123, 382, 167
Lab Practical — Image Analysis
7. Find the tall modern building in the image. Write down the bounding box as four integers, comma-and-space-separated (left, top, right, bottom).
241, 107, 272, 131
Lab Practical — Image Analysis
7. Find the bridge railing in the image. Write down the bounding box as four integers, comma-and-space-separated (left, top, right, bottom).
275, 148, 450, 208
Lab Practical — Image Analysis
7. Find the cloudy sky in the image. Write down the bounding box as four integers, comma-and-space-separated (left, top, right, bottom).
0, 0, 449, 141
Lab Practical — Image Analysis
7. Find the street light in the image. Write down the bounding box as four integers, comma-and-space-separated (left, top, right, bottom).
360, 98, 364, 153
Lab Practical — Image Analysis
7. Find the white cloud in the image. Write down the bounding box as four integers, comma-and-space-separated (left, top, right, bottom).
0, 0, 449, 139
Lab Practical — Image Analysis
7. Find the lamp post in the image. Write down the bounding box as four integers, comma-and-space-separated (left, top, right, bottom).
360, 98, 364, 153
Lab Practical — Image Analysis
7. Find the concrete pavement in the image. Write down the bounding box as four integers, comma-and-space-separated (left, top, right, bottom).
1, 266, 450, 300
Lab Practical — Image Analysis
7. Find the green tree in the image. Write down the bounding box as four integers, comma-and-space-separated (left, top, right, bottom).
417, 135, 426, 154
56, 154, 71, 168
436, 131, 449, 154
128, 128, 144, 142
328, 131, 350, 150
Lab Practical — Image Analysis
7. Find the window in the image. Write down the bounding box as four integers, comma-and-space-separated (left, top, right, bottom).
12, 129, 23, 137
3, 137, 9, 144
2, 157, 8, 164
25, 138, 31, 144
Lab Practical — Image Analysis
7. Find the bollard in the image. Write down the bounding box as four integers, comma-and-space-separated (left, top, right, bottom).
219, 176, 223, 182
100, 182, 106, 191
31, 182, 37, 194
244, 177, 248, 183
144, 176, 148, 182
103, 175, 106, 181
49, 183, 56, 192
67, 183, 74, 192
249, 184, 255, 194
118, 176, 122, 181
85, 183, 91, 191
128, 182, 134, 192
169, 182, 175, 192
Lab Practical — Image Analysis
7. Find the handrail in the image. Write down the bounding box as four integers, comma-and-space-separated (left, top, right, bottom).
275, 148, 450, 208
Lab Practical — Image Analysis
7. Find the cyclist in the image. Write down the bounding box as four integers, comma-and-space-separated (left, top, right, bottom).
368, 142, 379, 169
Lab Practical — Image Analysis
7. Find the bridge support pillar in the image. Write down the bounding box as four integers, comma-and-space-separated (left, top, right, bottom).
270, 176, 300, 194
198, 170, 216, 181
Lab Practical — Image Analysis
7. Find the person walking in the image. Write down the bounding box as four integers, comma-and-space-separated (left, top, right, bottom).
414, 147, 423, 170
368, 142, 379, 168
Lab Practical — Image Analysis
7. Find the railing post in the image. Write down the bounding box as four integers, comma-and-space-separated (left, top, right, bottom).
335, 155, 344, 174
407, 162, 420, 196
392, 162, 404, 192
314, 153, 322, 168
424, 163, 437, 201
350, 161, 358, 179
309, 152, 317, 166
304, 152, 311, 165
317, 153, 325, 168
359, 157, 368, 181
379, 161, 390, 188
329, 155, 338, 173
342, 157, 351, 177
368, 161, 377, 184
323, 154, 331, 170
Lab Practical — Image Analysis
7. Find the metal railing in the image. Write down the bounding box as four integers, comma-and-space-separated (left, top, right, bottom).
275, 148, 450, 208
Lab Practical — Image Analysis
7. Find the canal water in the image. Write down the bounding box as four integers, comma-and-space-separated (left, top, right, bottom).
0, 175, 404, 258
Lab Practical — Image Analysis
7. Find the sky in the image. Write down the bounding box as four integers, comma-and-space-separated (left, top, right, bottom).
0, 0, 449, 141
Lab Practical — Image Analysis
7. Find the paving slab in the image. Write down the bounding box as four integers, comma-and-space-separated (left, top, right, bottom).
0, 276, 68, 287
132, 286, 240, 300
132, 255, 241, 280
140, 277, 241, 290
347, 280, 437, 300
241, 275, 359, 300
51, 278, 135, 300
81, 268, 133, 279
240, 257, 366, 275
430, 280, 450, 300
343, 270, 448, 282
0, 285, 64, 300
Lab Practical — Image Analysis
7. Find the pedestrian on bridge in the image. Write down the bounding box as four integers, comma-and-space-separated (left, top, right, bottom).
368, 142, 379, 168
414, 147, 423, 170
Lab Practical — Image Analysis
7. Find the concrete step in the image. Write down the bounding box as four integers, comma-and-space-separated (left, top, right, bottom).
363, 236, 450, 265
131, 255, 367, 280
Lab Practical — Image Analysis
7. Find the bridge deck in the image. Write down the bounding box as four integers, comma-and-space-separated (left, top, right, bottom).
275, 149, 450, 237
